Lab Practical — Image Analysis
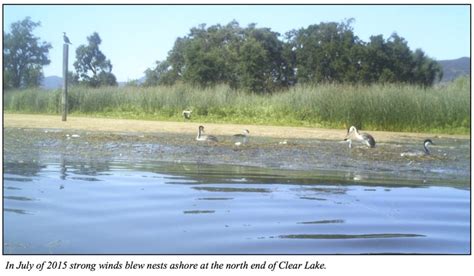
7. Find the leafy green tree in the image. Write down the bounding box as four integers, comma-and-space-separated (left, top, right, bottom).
67, 71, 80, 86
143, 60, 177, 86
148, 22, 239, 88
289, 19, 360, 84
239, 36, 268, 92
3, 17, 52, 89
145, 19, 442, 89
143, 65, 160, 87
239, 25, 290, 92
145, 20, 289, 92
362, 33, 442, 85
180, 23, 240, 87
164, 37, 188, 83
361, 35, 389, 83
386, 33, 414, 81
73, 32, 117, 87
411, 49, 443, 86
143, 37, 190, 87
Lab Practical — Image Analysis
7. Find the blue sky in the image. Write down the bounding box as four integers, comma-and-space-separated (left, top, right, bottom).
3, 4, 470, 82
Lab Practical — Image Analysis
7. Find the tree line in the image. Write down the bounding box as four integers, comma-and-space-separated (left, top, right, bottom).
4, 17, 442, 92
144, 19, 443, 92
3, 17, 116, 90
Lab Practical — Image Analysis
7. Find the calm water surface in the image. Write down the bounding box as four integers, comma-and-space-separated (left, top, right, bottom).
3, 160, 470, 254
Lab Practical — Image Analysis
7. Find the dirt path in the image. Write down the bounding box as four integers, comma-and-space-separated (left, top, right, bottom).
3, 113, 469, 141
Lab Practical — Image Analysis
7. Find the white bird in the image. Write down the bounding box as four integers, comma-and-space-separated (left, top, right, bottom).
401, 139, 435, 157
344, 126, 376, 148
182, 110, 192, 120
196, 125, 218, 142
233, 129, 250, 146
63, 32, 72, 44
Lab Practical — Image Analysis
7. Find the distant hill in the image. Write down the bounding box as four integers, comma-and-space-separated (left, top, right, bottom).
41, 76, 146, 89
41, 75, 62, 89
437, 57, 470, 82
118, 76, 146, 87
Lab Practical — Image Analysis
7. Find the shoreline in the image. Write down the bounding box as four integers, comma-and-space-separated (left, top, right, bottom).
4, 113, 469, 142
4, 114, 470, 186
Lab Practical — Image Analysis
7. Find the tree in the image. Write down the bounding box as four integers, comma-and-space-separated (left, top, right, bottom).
3, 17, 52, 89
145, 19, 442, 89
67, 71, 80, 86
73, 32, 117, 87
289, 19, 360, 84
411, 49, 443, 86
238, 25, 290, 92
361, 35, 389, 83
145, 22, 241, 88
362, 33, 442, 85
180, 23, 240, 87
143, 60, 177, 86
239, 36, 268, 92
386, 33, 415, 82
144, 20, 290, 93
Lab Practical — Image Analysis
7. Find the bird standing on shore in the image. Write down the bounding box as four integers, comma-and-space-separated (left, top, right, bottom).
182, 110, 192, 120
344, 126, 376, 148
196, 125, 218, 142
63, 32, 72, 44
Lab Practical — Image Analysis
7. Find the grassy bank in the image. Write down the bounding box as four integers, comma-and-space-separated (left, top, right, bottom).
3, 77, 470, 134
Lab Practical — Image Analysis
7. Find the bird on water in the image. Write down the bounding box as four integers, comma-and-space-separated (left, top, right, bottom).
344, 126, 376, 148
401, 139, 435, 157
196, 125, 218, 142
233, 129, 250, 146
63, 32, 72, 44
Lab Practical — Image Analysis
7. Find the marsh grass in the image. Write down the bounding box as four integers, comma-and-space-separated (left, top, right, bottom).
3, 77, 470, 134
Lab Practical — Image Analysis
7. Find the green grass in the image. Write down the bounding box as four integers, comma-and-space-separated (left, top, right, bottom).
3, 77, 470, 134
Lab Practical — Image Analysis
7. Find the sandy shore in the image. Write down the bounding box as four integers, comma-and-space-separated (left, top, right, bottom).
3, 113, 469, 141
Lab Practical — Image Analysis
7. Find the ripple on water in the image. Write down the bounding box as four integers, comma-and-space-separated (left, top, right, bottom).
4, 157, 470, 254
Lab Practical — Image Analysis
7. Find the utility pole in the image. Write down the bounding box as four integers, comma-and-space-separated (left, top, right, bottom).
62, 43, 68, 121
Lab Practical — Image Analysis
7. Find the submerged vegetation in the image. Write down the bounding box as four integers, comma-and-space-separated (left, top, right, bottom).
3, 76, 470, 134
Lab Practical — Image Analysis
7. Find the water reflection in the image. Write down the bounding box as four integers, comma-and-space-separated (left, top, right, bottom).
305, 187, 348, 194
3, 158, 470, 254
298, 220, 345, 224
4, 186, 22, 190
279, 233, 426, 239
70, 176, 101, 181
192, 187, 271, 193
3, 161, 45, 177
197, 197, 233, 201
183, 210, 216, 214
3, 177, 32, 182
4, 196, 34, 201
299, 197, 327, 201
4, 208, 30, 215
64, 161, 112, 178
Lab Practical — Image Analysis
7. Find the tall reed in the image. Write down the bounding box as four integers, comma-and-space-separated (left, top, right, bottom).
4, 77, 470, 134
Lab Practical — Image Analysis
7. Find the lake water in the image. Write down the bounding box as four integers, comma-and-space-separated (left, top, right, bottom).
3, 128, 471, 254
